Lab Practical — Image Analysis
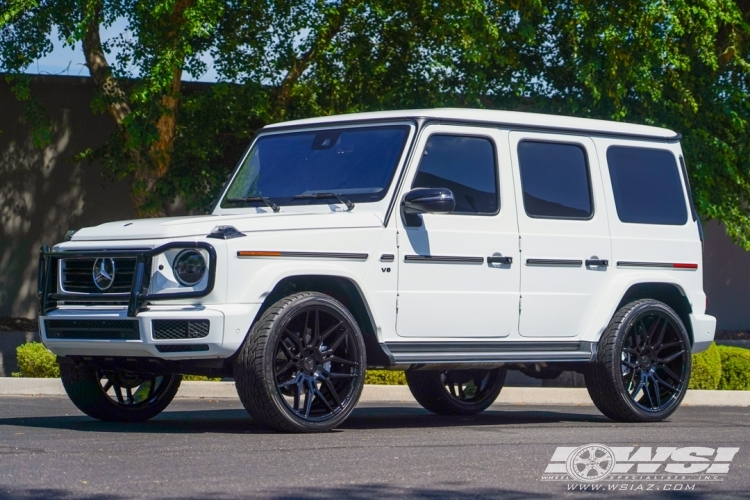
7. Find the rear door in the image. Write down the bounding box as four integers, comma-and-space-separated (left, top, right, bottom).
395, 125, 520, 338
508, 132, 612, 337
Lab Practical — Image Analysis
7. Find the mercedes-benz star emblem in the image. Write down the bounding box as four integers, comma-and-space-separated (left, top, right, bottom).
92, 258, 116, 291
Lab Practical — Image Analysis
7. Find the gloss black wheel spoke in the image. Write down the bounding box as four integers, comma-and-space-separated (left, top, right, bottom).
114, 385, 124, 403
620, 309, 687, 413
276, 360, 295, 376
314, 388, 334, 412
654, 373, 678, 394
274, 304, 361, 422
656, 341, 681, 352
326, 328, 349, 353
325, 372, 357, 379
659, 364, 681, 383
102, 379, 113, 392
284, 328, 304, 349
652, 318, 668, 349
319, 320, 344, 344
658, 350, 685, 364
327, 355, 358, 367
321, 378, 343, 407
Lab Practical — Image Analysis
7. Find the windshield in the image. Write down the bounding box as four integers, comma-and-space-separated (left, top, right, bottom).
221, 125, 411, 209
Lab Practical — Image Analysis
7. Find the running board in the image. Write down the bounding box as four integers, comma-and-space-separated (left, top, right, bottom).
382, 341, 596, 365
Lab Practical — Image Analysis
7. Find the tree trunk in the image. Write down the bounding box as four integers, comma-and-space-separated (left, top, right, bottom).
82, 0, 190, 217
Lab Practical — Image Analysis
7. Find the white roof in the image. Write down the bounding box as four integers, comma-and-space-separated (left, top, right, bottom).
264, 108, 678, 140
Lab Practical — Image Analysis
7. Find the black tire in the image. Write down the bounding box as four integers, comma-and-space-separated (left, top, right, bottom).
405, 368, 507, 416
60, 362, 181, 422
585, 299, 692, 422
234, 292, 367, 433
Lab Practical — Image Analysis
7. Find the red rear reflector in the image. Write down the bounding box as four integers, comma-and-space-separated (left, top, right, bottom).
673, 263, 698, 269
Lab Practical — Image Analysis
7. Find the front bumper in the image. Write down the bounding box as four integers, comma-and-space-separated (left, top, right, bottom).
690, 313, 717, 354
40, 304, 260, 359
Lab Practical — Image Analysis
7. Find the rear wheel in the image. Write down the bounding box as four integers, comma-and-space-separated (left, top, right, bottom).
60, 362, 181, 422
585, 299, 691, 422
405, 368, 506, 415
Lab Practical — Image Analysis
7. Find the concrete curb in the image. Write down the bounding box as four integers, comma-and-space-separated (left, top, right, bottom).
2, 378, 750, 406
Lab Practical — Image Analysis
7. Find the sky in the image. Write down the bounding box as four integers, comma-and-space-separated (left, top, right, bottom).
26, 17, 219, 82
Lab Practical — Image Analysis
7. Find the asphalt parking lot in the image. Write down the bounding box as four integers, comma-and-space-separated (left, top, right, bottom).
0, 397, 748, 499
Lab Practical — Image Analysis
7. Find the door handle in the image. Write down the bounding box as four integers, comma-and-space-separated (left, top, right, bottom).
488, 256, 513, 265
585, 259, 609, 267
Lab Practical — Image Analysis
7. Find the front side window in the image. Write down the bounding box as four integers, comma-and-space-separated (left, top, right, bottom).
517, 141, 593, 219
221, 125, 410, 208
412, 135, 499, 214
607, 146, 688, 225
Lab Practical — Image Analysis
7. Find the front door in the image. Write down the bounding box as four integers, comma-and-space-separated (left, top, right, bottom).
396, 125, 520, 338
508, 132, 612, 337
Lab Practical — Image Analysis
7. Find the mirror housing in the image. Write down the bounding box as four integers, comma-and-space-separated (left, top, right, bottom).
401, 188, 455, 226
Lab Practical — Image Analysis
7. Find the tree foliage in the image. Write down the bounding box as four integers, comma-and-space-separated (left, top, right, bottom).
3, 1, 750, 247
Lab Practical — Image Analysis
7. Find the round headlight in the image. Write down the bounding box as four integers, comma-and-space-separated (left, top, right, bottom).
172, 250, 207, 287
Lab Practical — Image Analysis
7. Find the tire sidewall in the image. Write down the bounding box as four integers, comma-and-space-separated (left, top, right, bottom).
611, 301, 692, 421
259, 293, 367, 432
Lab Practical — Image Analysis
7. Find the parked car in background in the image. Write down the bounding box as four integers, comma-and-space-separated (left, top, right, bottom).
38, 108, 715, 432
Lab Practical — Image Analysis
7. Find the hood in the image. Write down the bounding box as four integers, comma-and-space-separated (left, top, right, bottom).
71, 212, 384, 241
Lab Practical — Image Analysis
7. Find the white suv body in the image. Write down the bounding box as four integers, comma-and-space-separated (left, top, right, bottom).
39, 109, 716, 431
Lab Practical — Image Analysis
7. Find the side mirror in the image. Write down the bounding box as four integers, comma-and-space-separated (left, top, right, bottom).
401, 187, 455, 226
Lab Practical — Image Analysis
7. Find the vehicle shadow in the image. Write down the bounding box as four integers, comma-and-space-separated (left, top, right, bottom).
0, 484, 746, 500
0, 405, 610, 435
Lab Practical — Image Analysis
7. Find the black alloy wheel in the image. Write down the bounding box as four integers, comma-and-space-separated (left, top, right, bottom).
406, 368, 506, 415
60, 362, 181, 422
234, 292, 366, 432
585, 299, 691, 422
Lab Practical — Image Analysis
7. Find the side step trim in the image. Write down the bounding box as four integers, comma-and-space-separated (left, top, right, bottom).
384, 341, 596, 364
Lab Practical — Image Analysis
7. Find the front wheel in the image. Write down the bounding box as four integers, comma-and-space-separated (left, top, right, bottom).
585, 299, 691, 422
405, 368, 506, 415
60, 363, 181, 422
234, 292, 367, 433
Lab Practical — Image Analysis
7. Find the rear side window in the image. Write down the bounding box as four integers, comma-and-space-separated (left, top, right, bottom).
412, 135, 499, 214
517, 141, 593, 219
607, 146, 688, 225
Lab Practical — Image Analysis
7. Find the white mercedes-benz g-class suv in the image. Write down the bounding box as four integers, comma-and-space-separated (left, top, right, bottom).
38, 109, 716, 432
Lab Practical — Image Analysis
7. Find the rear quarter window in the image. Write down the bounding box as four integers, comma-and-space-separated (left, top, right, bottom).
606, 146, 688, 225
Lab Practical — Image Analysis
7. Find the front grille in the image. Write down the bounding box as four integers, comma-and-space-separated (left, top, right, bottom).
152, 320, 210, 340
156, 344, 209, 353
60, 257, 137, 294
45, 319, 140, 340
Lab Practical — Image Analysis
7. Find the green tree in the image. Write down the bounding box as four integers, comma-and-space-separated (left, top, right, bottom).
4, 0, 750, 249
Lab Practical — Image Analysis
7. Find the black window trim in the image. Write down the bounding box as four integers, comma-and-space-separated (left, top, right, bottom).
678, 155, 698, 222
517, 138, 595, 221
605, 144, 690, 226
411, 131, 502, 217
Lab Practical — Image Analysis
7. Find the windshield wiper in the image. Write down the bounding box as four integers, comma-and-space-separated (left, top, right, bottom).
292, 192, 355, 211
225, 196, 280, 213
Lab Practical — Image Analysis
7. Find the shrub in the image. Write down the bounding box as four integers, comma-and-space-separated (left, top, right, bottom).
717, 345, 750, 390
182, 375, 221, 381
689, 343, 722, 390
365, 370, 406, 385
14, 342, 60, 378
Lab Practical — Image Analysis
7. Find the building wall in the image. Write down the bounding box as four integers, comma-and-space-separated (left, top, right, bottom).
0, 75, 135, 319
1, 75, 749, 330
